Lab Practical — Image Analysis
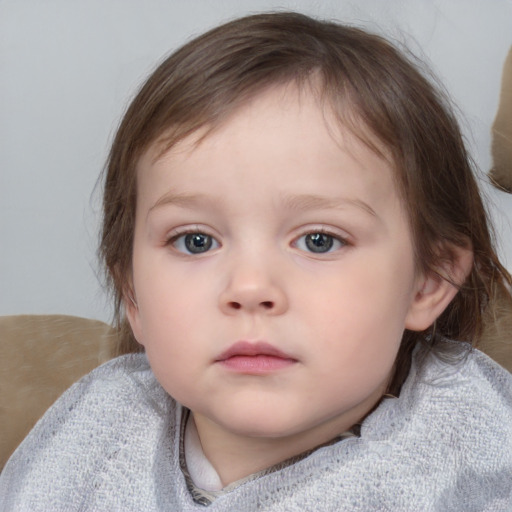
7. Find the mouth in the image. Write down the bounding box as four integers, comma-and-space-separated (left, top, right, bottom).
215, 341, 297, 374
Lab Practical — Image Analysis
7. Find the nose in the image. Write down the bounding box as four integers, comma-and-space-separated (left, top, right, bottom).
219, 259, 288, 316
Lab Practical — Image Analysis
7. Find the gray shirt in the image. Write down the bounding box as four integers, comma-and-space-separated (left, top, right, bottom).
1, 346, 511, 511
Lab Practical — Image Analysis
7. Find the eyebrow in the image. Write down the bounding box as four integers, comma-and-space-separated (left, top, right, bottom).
149, 192, 208, 213
148, 191, 378, 218
280, 193, 378, 218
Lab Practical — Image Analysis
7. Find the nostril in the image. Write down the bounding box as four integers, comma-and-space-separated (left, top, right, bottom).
225, 300, 275, 311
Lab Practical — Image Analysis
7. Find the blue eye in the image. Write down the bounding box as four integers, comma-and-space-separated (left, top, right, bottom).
172, 233, 219, 254
295, 232, 345, 254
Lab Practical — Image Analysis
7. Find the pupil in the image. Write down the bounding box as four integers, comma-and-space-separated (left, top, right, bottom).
185, 233, 212, 253
306, 233, 333, 253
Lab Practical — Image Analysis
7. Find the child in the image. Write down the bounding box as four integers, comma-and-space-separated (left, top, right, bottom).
1, 11, 511, 511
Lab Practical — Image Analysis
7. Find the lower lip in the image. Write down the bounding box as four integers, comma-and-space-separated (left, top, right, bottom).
219, 355, 296, 374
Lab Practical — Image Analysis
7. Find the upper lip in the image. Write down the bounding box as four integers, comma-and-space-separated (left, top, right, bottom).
215, 341, 296, 361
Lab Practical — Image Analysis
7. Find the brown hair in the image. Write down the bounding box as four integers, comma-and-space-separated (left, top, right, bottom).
100, 12, 511, 392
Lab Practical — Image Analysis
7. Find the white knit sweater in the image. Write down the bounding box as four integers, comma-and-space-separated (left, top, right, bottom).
1, 347, 511, 511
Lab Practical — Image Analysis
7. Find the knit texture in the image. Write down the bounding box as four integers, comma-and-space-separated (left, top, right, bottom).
1, 347, 511, 511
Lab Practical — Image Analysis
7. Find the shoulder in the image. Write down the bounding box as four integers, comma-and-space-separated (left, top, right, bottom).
12, 353, 174, 435
410, 346, 512, 419
0, 354, 180, 511
359, 346, 512, 508
390, 346, 512, 449
272, 346, 512, 510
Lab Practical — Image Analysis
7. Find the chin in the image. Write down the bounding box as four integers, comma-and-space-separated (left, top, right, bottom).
217, 410, 309, 439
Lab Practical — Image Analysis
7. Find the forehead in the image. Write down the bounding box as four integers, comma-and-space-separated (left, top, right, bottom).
136, 84, 400, 215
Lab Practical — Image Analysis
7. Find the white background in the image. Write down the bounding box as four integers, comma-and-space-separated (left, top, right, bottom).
1, 0, 512, 322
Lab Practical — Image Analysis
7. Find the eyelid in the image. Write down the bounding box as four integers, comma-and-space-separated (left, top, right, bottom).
291, 226, 351, 253
165, 225, 218, 242
164, 226, 221, 254
293, 226, 351, 243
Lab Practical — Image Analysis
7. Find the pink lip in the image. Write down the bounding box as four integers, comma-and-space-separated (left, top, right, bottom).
215, 341, 297, 374
217, 341, 293, 360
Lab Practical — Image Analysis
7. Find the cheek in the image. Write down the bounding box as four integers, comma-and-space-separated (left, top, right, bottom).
133, 251, 205, 324
301, 256, 415, 374
137, 296, 199, 358
140, 310, 202, 401
133, 285, 197, 365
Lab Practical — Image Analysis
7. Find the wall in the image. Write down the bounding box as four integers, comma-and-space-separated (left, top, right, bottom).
1, 0, 511, 322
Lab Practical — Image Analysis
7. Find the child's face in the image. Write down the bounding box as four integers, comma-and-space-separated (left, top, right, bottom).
128, 85, 424, 445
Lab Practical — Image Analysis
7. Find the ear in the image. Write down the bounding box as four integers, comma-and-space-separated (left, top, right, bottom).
405, 245, 473, 331
123, 287, 145, 347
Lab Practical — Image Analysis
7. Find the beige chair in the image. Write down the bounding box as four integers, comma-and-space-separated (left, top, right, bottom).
490, 46, 512, 192
1, 309, 510, 471
0, 315, 117, 469
477, 284, 512, 373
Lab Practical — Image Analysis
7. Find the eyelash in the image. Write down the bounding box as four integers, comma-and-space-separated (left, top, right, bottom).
165, 227, 350, 256
166, 229, 220, 255
292, 229, 349, 255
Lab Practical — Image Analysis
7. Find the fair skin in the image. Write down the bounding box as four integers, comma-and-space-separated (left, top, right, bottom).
127, 84, 462, 486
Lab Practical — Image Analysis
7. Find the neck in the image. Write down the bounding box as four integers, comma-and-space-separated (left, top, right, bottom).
191, 411, 358, 487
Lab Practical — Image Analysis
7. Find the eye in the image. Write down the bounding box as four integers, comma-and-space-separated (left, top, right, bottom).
295, 232, 346, 254
170, 232, 219, 254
